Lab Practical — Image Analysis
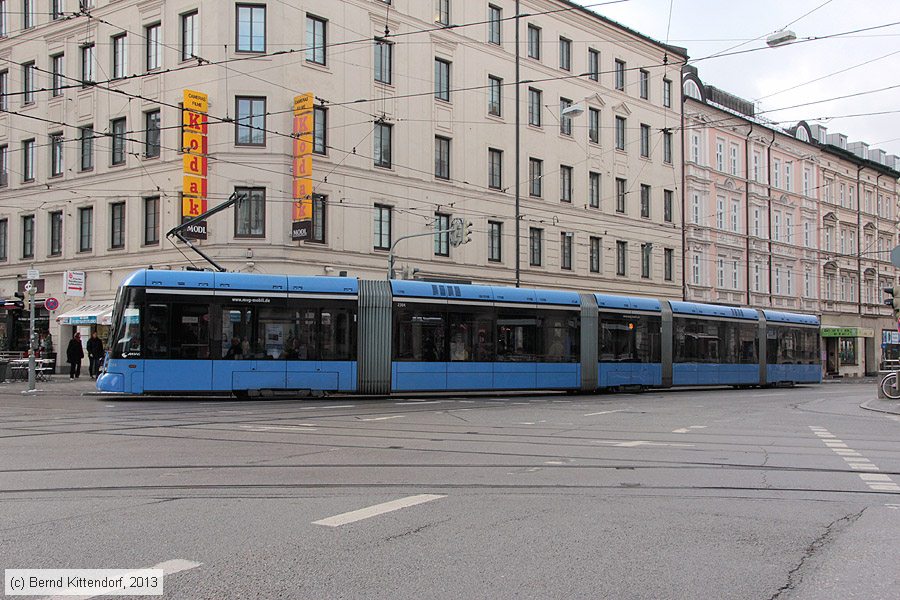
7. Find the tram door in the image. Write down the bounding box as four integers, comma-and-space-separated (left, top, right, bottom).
216, 305, 286, 390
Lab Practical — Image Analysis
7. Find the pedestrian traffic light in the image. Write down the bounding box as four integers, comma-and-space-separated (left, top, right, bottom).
884, 287, 900, 317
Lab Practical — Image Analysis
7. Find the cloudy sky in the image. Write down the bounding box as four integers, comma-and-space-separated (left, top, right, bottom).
577, 0, 900, 158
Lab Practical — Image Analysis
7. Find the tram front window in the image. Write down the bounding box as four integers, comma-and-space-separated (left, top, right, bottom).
111, 289, 142, 359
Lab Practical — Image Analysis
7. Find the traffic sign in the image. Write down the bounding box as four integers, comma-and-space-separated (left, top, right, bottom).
45, 297, 59, 311
26, 268, 39, 280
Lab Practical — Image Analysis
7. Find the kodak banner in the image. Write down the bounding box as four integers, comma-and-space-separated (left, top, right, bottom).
182, 89, 209, 239
291, 92, 314, 241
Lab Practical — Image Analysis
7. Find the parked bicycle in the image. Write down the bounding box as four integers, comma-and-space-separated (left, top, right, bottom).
881, 371, 900, 400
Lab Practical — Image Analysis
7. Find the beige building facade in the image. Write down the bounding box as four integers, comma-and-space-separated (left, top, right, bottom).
683, 69, 900, 377
0, 0, 685, 353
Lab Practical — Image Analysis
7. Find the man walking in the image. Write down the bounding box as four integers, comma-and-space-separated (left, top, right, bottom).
66, 332, 84, 380
86, 332, 104, 379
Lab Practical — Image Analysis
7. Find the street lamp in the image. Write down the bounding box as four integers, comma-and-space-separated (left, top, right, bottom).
766, 30, 797, 47
560, 92, 603, 119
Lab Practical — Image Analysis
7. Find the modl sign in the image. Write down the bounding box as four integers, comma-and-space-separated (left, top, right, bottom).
181, 217, 208, 240
292, 220, 311, 241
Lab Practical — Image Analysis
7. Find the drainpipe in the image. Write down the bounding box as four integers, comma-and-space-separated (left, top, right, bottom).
744, 123, 754, 306
766, 130, 776, 307
680, 64, 687, 301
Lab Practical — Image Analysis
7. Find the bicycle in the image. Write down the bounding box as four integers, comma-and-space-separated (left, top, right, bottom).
881, 371, 900, 400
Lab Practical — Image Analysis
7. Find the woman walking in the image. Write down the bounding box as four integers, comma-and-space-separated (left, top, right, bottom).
66, 332, 84, 380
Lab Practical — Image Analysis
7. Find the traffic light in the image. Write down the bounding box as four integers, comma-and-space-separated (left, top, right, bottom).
465, 221, 473, 244
884, 287, 900, 317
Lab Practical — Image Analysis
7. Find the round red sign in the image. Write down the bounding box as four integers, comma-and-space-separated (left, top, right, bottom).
44, 297, 59, 311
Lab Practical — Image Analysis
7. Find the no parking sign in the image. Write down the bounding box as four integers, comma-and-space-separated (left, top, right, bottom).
45, 297, 59, 311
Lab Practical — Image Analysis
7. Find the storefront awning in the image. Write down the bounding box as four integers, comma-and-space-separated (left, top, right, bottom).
55, 302, 115, 326
821, 326, 875, 338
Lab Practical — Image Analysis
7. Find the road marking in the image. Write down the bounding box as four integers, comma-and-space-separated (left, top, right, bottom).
860, 474, 892, 482
843, 457, 871, 463
359, 415, 405, 422
299, 405, 356, 410
850, 463, 879, 470
870, 484, 900, 491
609, 440, 696, 448
544, 460, 566, 465
239, 425, 318, 432
886, 504, 900, 509
811, 427, 897, 492
312, 494, 445, 528
46, 560, 202, 600
396, 400, 445, 405
833, 450, 862, 456
584, 410, 625, 417
824, 442, 849, 448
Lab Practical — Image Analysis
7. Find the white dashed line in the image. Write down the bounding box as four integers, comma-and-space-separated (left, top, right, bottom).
312, 494, 446, 527
810, 426, 896, 492
584, 410, 625, 417
359, 415, 406, 422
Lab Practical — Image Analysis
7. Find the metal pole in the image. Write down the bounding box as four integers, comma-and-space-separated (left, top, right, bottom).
27, 282, 35, 392
387, 227, 456, 279
514, 0, 521, 288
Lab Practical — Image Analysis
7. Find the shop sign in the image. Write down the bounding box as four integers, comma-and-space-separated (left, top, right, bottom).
291, 92, 314, 241
821, 327, 875, 338
17, 279, 44, 294
64, 271, 86, 297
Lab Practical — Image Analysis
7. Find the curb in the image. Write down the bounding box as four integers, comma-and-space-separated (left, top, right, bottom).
860, 399, 900, 416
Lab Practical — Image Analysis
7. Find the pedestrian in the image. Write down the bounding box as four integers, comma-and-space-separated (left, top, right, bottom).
66, 332, 84, 380
86, 331, 104, 379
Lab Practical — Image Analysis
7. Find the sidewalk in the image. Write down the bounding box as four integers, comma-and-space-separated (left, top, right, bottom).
0, 374, 98, 396
861, 397, 900, 416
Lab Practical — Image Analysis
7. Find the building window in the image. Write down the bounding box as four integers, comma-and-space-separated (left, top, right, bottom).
640, 184, 650, 218
664, 190, 673, 223
716, 197, 725, 229
560, 98, 573, 136
488, 221, 502, 262
716, 139, 724, 171
718, 259, 726, 288
0, 145, 6, 187
23, 0, 32, 29
731, 201, 739, 232
146, 23, 161, 71
696, 256, 704, 286
0, 70, 6, 111
79, 126, 93, 171
235, 96, 266, 146
560, 232, 573, 270
49, 211, 62, 256
529, 158, 542, 197
375, 41, 392, 84
0, 1, 6, 37
306, 15, 326, 64
50, 133, 63, 177
311, 194, 326, 243
0, 219, 7, 261
614, 59, 625, 90
181, 10, 199, 61
434, 58, 450, 102
690, 134, 700, 164
51, 54, 64, 97
590, 237, 601, 273
434, 0, 449, 25
110, 202, 125, 249
144, 196, 159, 245
663, 131, 673, 164
112, 34, 127, 79
234, 187, 265, 237
23, 61, 35, 104
527, 24, 540, 60
640, 124, 650, 157
529, 227, 542, 266
488, 148, 502, 190
51, 0, 63, 19
488, 75, 502, 116
78, 206, 92, 252
729, 144, 738, 175
374, 122, 392, 168
839, 338, 857, 365
434, 213, 450, 256
639, 69, 649, 99
144, 110, 160, 158
560, 165, 572, 203
488, 4, 501, 45
663, 78, 672, 108
559, 37, 571, 71
588, 108, 600, 144
528, 87, 541, 127
641, 244, 651, 278
80, 44, 94, 85
589, 172, 600, 208
313, 106, 327, 154
434, 136, 450, 180
374, 204, 391, 250
22, 215, 33, 258
22, 139, 34, 181
111, 118, 126, 165
236, 4, 266, 52
615, 116, 626, 150
616, 241, 627, 276
664, 248, 673, 281
588, 48, 599, 81
615, 178, 626, 213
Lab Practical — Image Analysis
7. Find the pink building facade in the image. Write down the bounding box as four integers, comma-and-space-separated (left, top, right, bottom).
682, 70, 900, 378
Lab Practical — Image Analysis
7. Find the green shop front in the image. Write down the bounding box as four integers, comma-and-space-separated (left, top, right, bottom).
821, 326, 874, 378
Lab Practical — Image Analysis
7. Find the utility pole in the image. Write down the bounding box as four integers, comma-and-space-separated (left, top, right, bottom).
23, 266, 39, 393
387, 219, 472, 279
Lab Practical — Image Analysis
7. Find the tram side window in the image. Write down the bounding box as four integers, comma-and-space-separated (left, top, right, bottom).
447, 308, 494, 362
319, 306, 356, 360
539, 311, 580, 362
599, 313, 661, 363
394, 305, 447, 362
496, 309, 538, 362
222, 308, 253, 359
143, 303, 169, 359
674, 317, 720, 363
172, 303, 210, 359
768, 325, 820, 364
112, 289, 142, 359
718, 321, 758, 364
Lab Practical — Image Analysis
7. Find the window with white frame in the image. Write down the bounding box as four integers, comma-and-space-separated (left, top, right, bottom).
717, 258, 724, 287
731, 201, 739, 232
716, 197, 724, 229
785, 214, 793, 243
181, 11, 199, 61
730, 144, 738, 175
716, 139, 724, 171
692, 254, 700, 285
732, 260, 739, 289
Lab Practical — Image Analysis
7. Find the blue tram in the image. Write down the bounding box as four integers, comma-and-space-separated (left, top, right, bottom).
97, 270, 821, 396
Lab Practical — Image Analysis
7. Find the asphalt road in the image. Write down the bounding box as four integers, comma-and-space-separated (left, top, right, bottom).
2, 382, 900, 599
